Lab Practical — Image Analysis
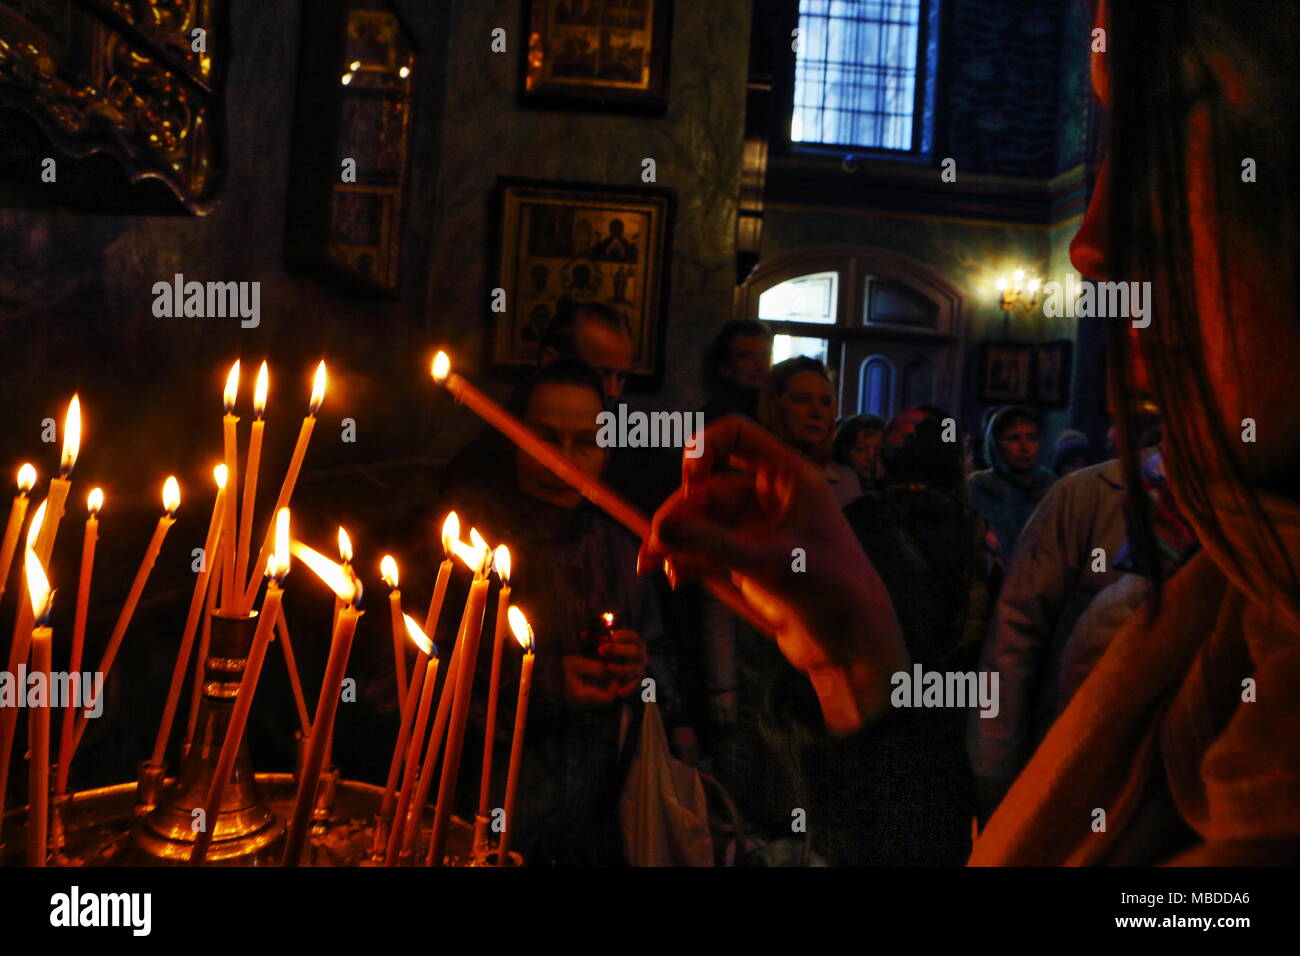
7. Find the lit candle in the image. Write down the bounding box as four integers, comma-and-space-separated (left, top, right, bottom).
423, 513, 457, 635
186, 530, 222, 749
25, 548, 54, 866
427, 530, 492, 866
381, 555, 408, 706
235, 361, 268, 593
372, 608, 434, 859
498, 606, 535, 865
241, 360, 326, 614
430, 352, 769, 635
149, 467, 226, 773
72, 477, 180, 753
190, 508, 290, 866
383, 616, 439, 865
472, 544, 511, 854
55, 488, 102, 798
32, 395, 80, 565
0, 463, 36, 606
398, 525, 485, 859
0, 504, 46, 832
282, 539, 363, 866
220, 361, 241, 611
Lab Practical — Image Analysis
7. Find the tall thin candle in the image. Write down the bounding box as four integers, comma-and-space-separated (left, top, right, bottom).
282, 540, 363, 866
430, 353, 770, 635
55, 488, 101, 798
472, 545, 511, 854
383, 616, 439, 865
220, 361, 241, 611
24, 548, 54, 866
498, 606, 535, 864
381, 555, 407, 706
241, 360, 326, 615
372, 610, 433, 859
190, 508, 290, 865
235, 361, 268, 592
0, 463, 35, 605
149, 467, 226, 772
427, 539, 491, 866
72, 477, 180, 753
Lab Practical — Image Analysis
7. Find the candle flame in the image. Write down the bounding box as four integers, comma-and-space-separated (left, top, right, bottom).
493, 545, 511, 583
223, 360, 241, 413
291, 540, 358, 605
267, 507, 290, 580
61, 394, 81, 476
16, 463, 36, 493
431, 351, 450, 383
470, 527, 488, 553
507, 606, 534, 652
87, 487, 104, 515
25, 547, 53, 624
162, 476, 181, 515
214, 463, 228, 489
310, 361, 327, 416
440, 512, 459, 557
26, 500, 46, 550
380, 554, 399, 589
254, 361, 269, 418
337, 526, 353, 564
602, 611, 615, 628
402, 612, 434, 657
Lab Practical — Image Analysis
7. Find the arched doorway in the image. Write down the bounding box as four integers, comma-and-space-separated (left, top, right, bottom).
737, 245, 965, 419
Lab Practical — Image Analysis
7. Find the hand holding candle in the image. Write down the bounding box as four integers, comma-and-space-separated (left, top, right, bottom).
498, 606, 535, 865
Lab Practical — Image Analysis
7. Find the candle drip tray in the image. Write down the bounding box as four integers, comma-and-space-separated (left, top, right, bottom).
1, 774, 475, 867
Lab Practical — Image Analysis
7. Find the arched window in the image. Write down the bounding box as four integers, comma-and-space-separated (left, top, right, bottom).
738, 245, 964, 415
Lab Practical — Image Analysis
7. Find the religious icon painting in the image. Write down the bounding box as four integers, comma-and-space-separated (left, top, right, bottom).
495, 179, 673, 382
520, 0, 673, 113
1031, 340, 1073, 407
978, 342, 1034, 404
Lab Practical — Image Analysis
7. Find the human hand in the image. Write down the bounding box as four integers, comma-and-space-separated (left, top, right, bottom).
639, 416, 908, 732
600, 628, 647, 697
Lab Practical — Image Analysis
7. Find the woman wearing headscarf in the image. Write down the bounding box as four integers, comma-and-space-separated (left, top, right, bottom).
967, 406, 1056, 569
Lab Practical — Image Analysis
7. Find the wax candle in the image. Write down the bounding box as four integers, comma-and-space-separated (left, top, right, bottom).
190, 509, 290, 866
0, 463, 35, 606
241, 360, 326, 614
32, 394, 80, 566
381, 555, 408, 706
431, 353, 770, 635
498, 606, 535, 864
427, 540, 491, 866
72, 477, 180, 753
398, 525, 484, 858
235, 361, 268, 593
56, 488, 102, 798
373, 611, 433, 858
383, 616, 439, 865
186, 529, 222, 749
149, 467, 225, 773
274, 605, 312, 737
24, 548, 54, 866
472, 545, 511, 854
0, 501, 49, 832
282, 540, 363, 866
220, 361, 240, 611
